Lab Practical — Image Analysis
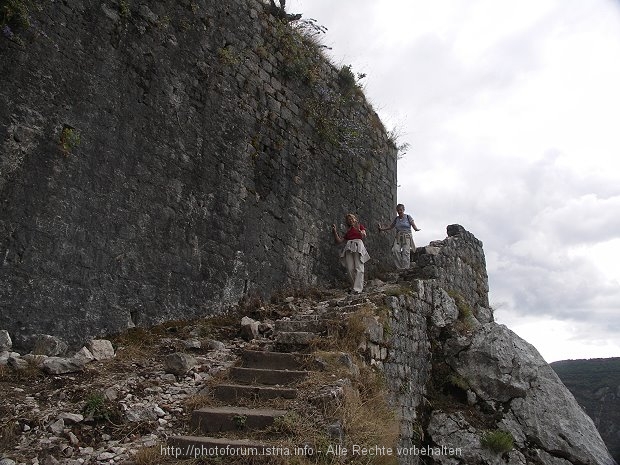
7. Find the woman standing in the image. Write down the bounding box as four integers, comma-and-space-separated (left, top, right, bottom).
377, 204, 421, 270
332, 213, 370, 294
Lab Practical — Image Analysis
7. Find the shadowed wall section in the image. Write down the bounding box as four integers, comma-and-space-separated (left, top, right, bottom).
0, 0, 397, 347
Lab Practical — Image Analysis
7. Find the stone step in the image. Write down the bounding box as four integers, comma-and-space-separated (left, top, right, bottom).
274, 331, 317, 348
190, 406, 287, 433
214, 383, 298, 401
229, 367, 309, 385
275, 319, 327, 333
168, 435, 272, 458
241, 349, 308, 370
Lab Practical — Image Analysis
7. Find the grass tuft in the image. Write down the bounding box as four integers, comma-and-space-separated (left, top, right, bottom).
480, 429, 514, 454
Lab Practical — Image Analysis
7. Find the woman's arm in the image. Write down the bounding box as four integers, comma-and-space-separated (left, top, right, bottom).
332, 224, 344, 244
377, 218, 396, 232
408, 216, 421, 231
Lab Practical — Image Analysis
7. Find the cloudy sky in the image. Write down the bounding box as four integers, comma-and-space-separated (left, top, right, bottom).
287, 0, 620, 363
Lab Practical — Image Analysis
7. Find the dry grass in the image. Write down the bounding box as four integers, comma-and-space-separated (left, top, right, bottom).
310, 306, 376, 355
284, 304, 399, 454
183, 393, 214, 413
336, 385, 399, 464
0, 418, 19, 451
0, 359, 45, 382
175, 298, 400, 464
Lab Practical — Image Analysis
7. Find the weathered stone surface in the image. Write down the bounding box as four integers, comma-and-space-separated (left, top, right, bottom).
124, 403, 160, 422
275, 331, 316, 347
183, 339, 201, 350
240, 317, 260, 341
32, 335, 68, 357
214, 384, 298, 401
47, 418, 65, 435
0, 330, 11, 351
58, 413, 84, 424
506, 365, 614, 465
446, 323, 542, 402
205, 339, 226, 351
362, 315, 384, 343
383, 227, 615, 465
191, 406, 287, 433
427, 411, 499, 464
41, 357, 85, 375
73, 347, 95, 364
230, 367, 308, 385
310, 385, 345, 410
241, 350, 306, 370
87, 339, 115, 360
163, 352, 196, 376
431, 288, 459, 328
438, 308, 615, 464
0, 0, 397, 349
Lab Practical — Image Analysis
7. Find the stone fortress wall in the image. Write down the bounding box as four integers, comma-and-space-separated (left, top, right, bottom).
0, 0, 397, 348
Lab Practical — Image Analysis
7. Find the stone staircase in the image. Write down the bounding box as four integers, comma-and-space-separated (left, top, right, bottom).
168, 294, 390, 458
167, 300, 343, 458
167, 292, 384, 459
168, 347, 312, 457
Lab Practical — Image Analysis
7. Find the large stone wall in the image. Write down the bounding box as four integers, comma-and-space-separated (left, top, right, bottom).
0, 0, 397, 348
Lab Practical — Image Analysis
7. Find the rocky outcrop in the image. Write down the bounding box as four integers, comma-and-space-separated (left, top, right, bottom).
377, 226, 616, 465
438, 322, 614, 464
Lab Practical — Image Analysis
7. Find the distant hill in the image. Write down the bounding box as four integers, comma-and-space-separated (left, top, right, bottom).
551, 357, 620, 463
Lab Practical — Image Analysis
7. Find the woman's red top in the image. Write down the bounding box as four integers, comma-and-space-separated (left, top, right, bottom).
343, 224, 366, 241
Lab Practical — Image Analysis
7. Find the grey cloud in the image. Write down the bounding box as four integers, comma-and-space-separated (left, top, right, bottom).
290, 0, 620, 357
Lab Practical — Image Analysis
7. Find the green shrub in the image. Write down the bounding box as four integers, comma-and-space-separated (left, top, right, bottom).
217, 46, 241, 66
338, 65, 356, 90
83, 392, 112, 421
232, 414, 247, 430
119, 0, 130, 18
59, 125, 81, 154
1, 0, 35, 30
480, 429, 514, 453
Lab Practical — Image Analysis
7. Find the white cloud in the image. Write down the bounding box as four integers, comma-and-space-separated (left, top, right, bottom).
288, 0, 620, 361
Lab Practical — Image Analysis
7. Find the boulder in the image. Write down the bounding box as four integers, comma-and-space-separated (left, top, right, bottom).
163, 352, 196, 376
446, 323, 541, 402
240, 316, 259, 341
32, 334, 68, 356
445, 322, 616, 465
42, 357, 85, 375
0, 330, 12, 351
87, 339, 115, 360
73, 347, 95, 364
